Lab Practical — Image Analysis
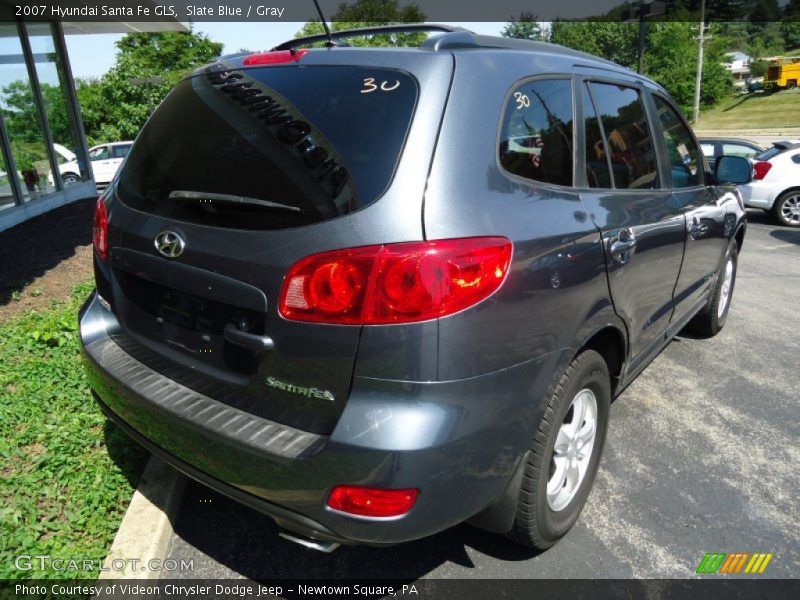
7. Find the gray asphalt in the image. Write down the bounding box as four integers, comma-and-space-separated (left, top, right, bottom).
164, 211, 799, 580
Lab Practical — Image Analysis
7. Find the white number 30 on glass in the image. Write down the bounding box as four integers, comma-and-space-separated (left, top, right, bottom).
362, 78, 401, 94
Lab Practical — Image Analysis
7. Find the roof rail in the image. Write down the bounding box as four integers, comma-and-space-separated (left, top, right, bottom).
422, 32, 624, 68
272, 23, 468, 51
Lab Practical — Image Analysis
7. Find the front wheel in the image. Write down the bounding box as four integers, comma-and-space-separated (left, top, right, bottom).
773, 191, 800, 227
507, 349, 610, 549
688, 244, 738, 337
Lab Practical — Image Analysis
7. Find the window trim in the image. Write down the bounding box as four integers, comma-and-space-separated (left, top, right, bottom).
582, 81, 617, 189
495, 73, 578, 191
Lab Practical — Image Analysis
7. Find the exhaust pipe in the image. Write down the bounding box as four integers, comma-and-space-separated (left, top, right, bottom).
278, 531, 341, 553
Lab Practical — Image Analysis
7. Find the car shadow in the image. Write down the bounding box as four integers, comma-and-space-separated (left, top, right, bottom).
770, 228, 800, 245
102, 420, 151, 489
0, 197, 96, 304
169, 479, 542, 581
743, 208, 773, 226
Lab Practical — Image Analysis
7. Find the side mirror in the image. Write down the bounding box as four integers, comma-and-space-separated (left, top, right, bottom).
715, 155, 752, 185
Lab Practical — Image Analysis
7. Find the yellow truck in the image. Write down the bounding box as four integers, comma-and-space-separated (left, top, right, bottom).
764, 60, 800, 90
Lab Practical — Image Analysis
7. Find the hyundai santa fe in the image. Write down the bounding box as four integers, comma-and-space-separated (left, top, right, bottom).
80, 25, 751, 552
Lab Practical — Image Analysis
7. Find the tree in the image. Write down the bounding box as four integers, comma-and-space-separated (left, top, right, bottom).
0, 80, 78, 171
295, 0, 427, 47
549, 21, 639, 69
501, 13, 545, 41
76, 29, 222, 144
549, 20, 731, 115
646, 22, 731, 114
782, 0, 800, 48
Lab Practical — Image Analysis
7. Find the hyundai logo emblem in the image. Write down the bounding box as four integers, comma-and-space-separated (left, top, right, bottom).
154, 230, 186, 259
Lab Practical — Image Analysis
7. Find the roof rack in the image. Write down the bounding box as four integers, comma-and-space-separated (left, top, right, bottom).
272, 23, 468, 51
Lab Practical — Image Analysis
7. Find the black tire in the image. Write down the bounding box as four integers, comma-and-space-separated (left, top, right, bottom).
688, 243, 738, 337
61, 172, 80, 186
772, 190, 800, 228
507, 349, 610, 549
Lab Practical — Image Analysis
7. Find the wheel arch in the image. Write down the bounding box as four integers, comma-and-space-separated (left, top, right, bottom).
734, 222, 746, 252
578, 325, 627, 396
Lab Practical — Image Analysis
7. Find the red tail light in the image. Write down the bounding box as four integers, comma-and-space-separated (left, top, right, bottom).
327, 486, 418, 518
279, 237, 513, 325
753, 161, 772, 180
92, 196, 108, 261
242, 49, 309, 66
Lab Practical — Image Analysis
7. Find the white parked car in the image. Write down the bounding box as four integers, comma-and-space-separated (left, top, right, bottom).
54, 141, 134, 187
739, 140, 800, 227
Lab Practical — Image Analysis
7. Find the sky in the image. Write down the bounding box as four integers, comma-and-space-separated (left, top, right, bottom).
64, 22, 506, 80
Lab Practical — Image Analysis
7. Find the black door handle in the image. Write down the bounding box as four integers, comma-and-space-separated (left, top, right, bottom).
223, 323, 274, 351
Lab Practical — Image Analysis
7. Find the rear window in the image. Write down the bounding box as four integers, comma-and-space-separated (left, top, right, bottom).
756, 146, 786, 162
117, 65, 418, 230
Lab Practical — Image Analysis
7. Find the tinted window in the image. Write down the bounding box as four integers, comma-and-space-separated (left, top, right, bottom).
117, 66, 418, 230
653, 96, 703, 188
499, 78, 574, 187
587, 83, 658, 189
112, 144, 132, 159
582, 84, 612, 188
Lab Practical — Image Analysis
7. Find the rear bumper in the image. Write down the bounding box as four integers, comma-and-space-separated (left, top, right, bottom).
80, 292, 561, 545
739, 181, 779, 209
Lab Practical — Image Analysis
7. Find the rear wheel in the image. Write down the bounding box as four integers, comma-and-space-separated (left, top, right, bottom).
773, 191, 800, 227
61, 172, 80, 186
688, 243, 738, 337
507, 349, 610, 549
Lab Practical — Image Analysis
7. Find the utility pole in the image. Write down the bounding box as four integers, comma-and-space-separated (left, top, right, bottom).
638, 13, 647, 74
692, 0, 707, 125
621, 2, 666, 75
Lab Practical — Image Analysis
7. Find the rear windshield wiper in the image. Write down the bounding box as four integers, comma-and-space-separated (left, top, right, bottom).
169, 190, 302, 213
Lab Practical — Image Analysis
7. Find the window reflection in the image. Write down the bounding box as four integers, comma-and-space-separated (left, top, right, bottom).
26, 22, 89, 187
587, 83, 658, 190
0, 22, 55, 201
653, 95, 703, 189
499, 79, 574, 187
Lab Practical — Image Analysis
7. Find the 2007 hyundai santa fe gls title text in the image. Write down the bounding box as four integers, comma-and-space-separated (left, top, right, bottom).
80, 25, 752, 552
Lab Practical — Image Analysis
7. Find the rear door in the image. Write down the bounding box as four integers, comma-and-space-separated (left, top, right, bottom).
104, 55, 451, 434
577, 76, 686, 370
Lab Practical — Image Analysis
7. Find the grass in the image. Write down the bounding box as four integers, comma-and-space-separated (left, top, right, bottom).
698, 89, 800, 131
0, 281, 148, 580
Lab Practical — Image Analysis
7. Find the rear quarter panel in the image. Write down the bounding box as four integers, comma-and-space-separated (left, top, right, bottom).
424, 51, 620, 382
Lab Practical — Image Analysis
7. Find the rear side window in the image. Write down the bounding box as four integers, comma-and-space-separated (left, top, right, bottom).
498, 78, 574, 187
117, 66, 418, 230
652, 96, 703, 188
586, 82, 659, 189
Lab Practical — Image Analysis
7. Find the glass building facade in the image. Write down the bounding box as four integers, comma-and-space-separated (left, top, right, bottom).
0, 6, 95, 228
0, 5, 186, 232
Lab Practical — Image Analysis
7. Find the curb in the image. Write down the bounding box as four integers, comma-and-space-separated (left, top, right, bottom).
98, 456, 186, 580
